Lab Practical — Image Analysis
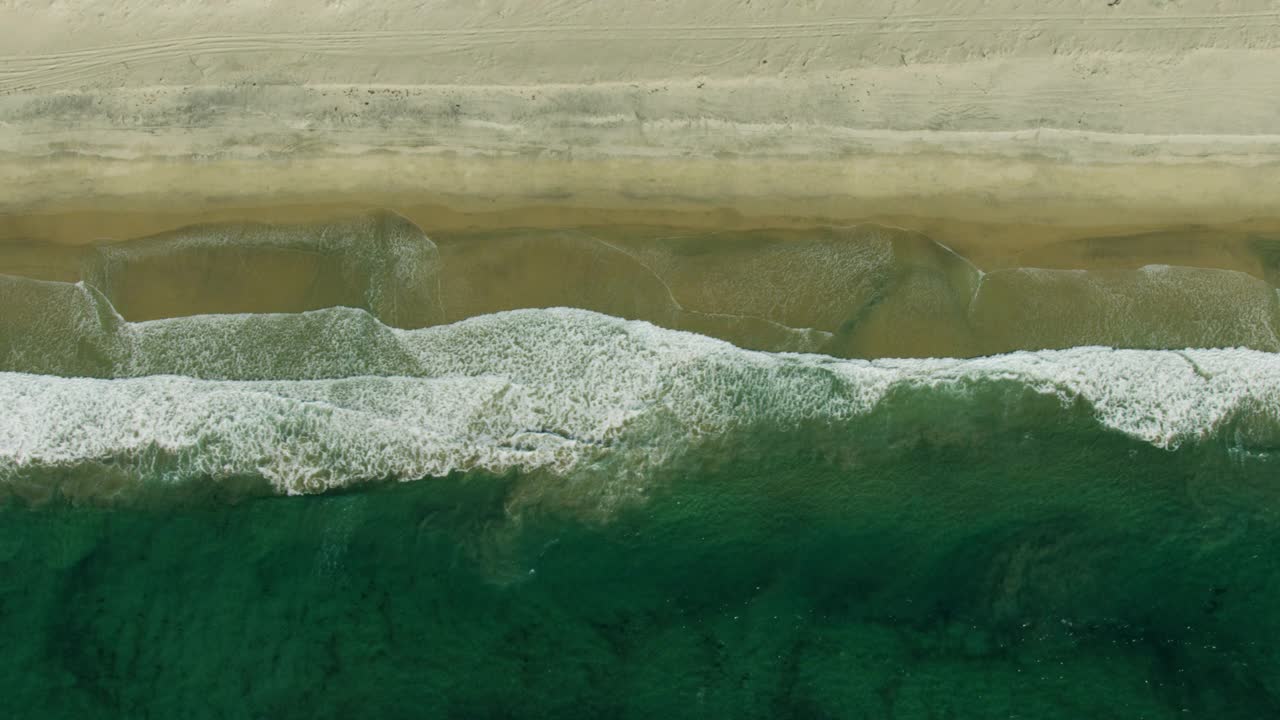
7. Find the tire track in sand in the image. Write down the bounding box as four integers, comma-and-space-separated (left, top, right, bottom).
3, 11, 1279, 93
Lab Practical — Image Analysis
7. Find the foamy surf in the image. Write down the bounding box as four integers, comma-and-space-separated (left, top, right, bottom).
3, 306, 1279, 501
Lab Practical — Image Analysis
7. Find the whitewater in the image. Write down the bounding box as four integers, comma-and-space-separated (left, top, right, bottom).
4, 296, 1280, 500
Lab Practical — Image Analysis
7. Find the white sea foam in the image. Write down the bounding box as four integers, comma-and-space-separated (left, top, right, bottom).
2, 308, 1279, 498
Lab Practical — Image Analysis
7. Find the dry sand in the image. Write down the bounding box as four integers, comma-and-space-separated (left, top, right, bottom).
2, 0, 1280, 256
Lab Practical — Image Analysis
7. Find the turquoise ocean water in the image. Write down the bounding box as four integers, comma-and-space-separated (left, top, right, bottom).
3, 219, 1280, 718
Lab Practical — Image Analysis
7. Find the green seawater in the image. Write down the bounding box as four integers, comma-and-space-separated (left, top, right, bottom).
5, 214, 1280, 718
3, 414, 1278, 719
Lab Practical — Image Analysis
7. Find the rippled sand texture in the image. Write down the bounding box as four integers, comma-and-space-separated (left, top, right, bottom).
5, 213, 1280, 362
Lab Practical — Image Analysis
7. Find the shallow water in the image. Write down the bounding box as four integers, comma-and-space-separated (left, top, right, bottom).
5, 213, 1280, 358
2, 212, 1279, 717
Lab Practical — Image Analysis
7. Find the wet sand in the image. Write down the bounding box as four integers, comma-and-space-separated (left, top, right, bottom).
8, 183, 1280, 281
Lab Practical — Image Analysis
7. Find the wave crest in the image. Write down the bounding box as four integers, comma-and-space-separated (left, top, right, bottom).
3, 307, 1279, 503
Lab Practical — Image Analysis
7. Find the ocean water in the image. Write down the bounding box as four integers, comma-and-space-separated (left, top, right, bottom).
2, 216, 1280, 718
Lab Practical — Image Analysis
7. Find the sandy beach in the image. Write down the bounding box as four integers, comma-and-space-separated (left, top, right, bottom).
3, 0, 1280, 258
9, 6, 1280, 716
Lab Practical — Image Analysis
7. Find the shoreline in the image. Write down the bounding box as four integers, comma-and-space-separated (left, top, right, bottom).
5, 147, 1280, 270
3, 1, 1280, 277
6, 0, 1280, 259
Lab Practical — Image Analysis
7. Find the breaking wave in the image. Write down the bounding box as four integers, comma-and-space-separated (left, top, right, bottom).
3, 303, 1280, 503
